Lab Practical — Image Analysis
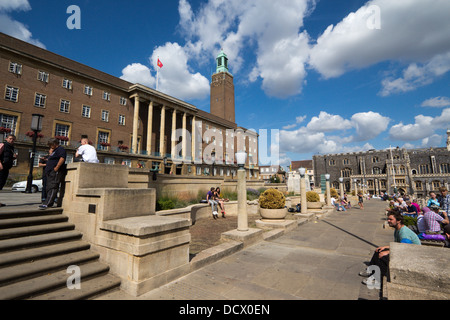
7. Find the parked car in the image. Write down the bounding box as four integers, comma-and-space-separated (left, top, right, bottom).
11, 179, 43, 193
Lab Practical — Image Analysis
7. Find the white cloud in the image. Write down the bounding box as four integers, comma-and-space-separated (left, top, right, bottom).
306, 111, 352, 132
178, 0, 314, 98
389, 108, 450, 143
309, 0, 450, 94
279, 110, 388, 155
120, 63, 155, 88
0, 0, 30, 11
0, 1, 45, 48
351, 112, 390, 142
121, 43, 210, 101
421, 96, 450, 108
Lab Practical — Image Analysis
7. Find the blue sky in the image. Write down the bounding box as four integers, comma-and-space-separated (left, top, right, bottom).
2, 0, 450, 167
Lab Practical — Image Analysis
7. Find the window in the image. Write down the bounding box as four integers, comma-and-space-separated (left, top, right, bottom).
433, 181, 441, 189
373, 167, 382, 174
104, 157, 115, 165
415, 181, 423, 190
82, 105, 91, 118
34, 93, 47, 108
120, 97, 127, 106
60, 100, 70, 113
98, 131, 110, 151
440, 163, 450, 174
5, 86, 19, 102
38, 71, 49, 83
329, 159, 336, 166
341, 168, 352, 178
118, 114, 126, 126
121, 159, 131, 168
101, 110, 109, 122
419, 164, 430, 175
55, 123, 70, 146
9, 62, 22, 75
103, 92, 111, 101
343, 159, 350, 165
0, 113, 18, 139
62, 79, 72, 90
84, 85, 93, 96
372, 156, 379, 163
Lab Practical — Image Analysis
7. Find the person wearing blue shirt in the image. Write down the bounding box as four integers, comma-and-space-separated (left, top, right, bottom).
359, 209, 420, 285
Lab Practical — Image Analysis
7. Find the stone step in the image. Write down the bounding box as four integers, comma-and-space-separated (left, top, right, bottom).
0, 230, 83, 253
0, 250, 100, 286
0, 240, 91, 267
0, 222, 75, 240
29, 273, 122, 300
0, 261, 111, 300
0, 208, 63, 220
0, 214, 68, 229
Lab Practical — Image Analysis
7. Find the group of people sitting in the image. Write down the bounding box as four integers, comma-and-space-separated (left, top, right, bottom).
206, 187, 229, 220
386, 187, 449, 236
331, 193, 365, 211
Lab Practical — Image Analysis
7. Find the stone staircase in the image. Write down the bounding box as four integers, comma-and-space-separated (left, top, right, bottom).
0, 207, 121, 300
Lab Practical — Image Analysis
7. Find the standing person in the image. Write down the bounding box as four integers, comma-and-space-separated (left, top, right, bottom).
0, 134, 17, 207
38, 147, 53, 204
358, 192, 364, 210
39, 139, 66, 210
75, 137, 99, 163
206, 187, 218, 219
438, 187, 449, 216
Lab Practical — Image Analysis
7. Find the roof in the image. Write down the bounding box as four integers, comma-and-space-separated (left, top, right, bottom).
291, 160, 313, 171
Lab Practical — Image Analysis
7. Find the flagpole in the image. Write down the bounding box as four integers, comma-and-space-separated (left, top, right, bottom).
156, 58, 159, 91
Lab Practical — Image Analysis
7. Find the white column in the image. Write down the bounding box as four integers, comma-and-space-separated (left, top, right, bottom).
171, 109, 177, 159
159, 105, 166, 158
147, 101, 153, 156
132, 96, 140, 154
182, 112, 187, 160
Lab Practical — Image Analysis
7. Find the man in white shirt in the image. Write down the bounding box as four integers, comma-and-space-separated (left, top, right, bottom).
75, 138, 99, 163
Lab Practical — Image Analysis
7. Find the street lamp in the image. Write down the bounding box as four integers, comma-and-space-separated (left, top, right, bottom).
236, 151, 248, 231
339, 177, 344, 198
25, 114, 44, 194
299, 168, 307, 213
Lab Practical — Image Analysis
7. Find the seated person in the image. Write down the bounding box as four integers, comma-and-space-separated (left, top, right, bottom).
426, 192, 440, 208
424, 204, 449, 234
404, 201, 418, 217
417, 208, 427, 234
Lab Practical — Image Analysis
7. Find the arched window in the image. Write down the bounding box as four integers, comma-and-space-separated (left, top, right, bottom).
341, 168, 352, 178
373, 167, 382, 174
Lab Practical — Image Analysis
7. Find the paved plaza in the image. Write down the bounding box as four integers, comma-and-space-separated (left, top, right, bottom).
101, 199, 393, 300
0, 191, 394, 301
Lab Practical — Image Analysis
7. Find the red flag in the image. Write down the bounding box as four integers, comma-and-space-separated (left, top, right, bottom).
157, 58, 163, 68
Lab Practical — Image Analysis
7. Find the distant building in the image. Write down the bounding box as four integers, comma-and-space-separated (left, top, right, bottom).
259, 165, 285, 182
313, 132, 450, 198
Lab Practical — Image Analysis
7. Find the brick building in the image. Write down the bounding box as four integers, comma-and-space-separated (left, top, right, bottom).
313, 132, 450, 199
0, 33, 259, 182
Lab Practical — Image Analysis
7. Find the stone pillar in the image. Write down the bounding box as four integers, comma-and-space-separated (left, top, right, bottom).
147, 101, 153, 156
326, 180, 332, 207
300, 175, 307, 213
191, 116, 197, 163
237, 167, 248, 231
132, 96, 140, 154
159, 105, 166, 158
171, 109, 177, 159
182, 112, 187, 161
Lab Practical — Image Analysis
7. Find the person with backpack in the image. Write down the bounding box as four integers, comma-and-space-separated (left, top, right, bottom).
0, 134, 17, 206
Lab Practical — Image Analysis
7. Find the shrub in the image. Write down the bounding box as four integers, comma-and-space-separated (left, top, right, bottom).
259, 188, 286, 209
330, 188, 339, 198
156, 197, 175, 211
306, 191, 320, 202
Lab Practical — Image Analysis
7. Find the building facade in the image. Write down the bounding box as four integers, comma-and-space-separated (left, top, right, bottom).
313, 133, 450, 199
0, 33, 259, 182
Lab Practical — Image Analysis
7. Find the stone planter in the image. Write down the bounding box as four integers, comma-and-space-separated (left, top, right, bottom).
259, 207, 287, 221
307, 202, 322, 209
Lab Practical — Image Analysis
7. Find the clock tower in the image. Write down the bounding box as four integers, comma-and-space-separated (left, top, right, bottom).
210, 50, 235, 123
